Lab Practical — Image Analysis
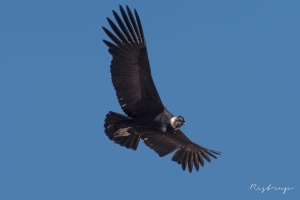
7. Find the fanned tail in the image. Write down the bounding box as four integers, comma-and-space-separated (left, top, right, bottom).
104, 111, 140, 150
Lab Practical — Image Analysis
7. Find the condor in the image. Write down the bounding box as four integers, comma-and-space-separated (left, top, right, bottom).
103, 5, 221, 173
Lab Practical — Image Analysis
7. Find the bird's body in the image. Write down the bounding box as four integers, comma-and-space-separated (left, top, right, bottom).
115, 106, 175, 133
103, 5, 221, 172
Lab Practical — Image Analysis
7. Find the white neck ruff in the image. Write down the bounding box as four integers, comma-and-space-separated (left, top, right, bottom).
170, 117, 177, 129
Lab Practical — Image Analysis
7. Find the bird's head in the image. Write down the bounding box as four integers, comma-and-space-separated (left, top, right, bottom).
170, 116, 185, 130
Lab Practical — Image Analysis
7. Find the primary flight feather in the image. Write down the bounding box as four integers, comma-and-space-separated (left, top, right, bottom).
103, 5, 221, 173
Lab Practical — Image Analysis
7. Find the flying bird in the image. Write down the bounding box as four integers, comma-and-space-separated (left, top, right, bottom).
103, 5, 221, 173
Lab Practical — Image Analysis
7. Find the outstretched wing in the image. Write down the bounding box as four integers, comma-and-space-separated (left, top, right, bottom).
142, 129, 221, 173
103, 5, 163, 117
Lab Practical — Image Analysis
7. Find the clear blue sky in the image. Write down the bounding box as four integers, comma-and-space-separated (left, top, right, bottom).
1, 0, 299, 199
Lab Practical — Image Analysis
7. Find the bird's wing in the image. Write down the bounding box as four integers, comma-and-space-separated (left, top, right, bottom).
103, 5, 163, 117
142, 129, 221, 173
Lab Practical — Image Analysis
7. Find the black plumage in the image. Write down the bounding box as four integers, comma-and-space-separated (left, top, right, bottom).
103, 5, 221, 173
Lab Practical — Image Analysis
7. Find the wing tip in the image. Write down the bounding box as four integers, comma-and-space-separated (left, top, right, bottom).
172, 147, 221, 173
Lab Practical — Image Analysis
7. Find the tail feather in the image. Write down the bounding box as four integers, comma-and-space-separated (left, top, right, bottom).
104, 111, 140, 150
